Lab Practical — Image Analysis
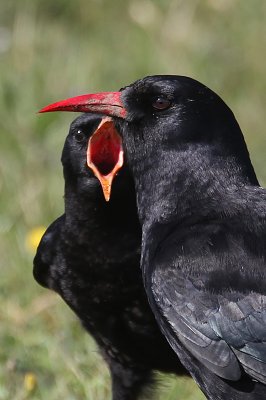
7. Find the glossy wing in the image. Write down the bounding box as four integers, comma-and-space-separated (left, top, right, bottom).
150, 247, 266, 383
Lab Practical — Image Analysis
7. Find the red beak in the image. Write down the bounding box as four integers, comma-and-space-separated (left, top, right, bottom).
39, 92, 127, 118
39, 91, 127, 201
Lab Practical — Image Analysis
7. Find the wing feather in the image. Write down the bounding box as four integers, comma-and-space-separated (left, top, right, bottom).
151, 267, 266, 383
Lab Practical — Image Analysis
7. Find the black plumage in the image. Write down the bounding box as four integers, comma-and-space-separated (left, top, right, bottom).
41, 76, 266, 399
114, 76, 266, 399
33, 113, 187, 400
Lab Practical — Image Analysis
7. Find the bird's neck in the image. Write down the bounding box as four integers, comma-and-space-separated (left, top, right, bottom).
131, 143, 258, 234
64, 183, 105, 224
63, 179, 140, 238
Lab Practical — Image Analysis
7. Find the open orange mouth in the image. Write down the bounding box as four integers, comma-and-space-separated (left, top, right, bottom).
87, 117, 123, 201
39, 92, 126, 201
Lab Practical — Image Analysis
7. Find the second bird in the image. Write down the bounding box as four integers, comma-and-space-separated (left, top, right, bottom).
33, 112, 188, 400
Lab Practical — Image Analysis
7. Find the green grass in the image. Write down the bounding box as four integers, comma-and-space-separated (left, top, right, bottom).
1, 1, 266, 399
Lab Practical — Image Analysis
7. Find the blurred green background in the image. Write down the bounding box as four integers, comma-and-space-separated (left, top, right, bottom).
0, 0, 265, 399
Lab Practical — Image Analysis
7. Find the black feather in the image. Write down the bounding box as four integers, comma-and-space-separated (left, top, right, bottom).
114, 75, 266, 399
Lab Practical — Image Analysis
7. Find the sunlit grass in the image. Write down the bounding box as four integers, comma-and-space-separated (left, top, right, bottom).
1, 1, 266, 399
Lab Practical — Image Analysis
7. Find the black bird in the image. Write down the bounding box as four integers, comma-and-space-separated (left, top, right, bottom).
33, 113, 188, 400
40, 75, 266, 399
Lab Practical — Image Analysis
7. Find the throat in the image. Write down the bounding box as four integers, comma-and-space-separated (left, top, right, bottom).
63, 179, 141, 237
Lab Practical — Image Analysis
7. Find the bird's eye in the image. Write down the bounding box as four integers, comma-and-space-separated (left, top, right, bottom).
74, 129, 85, 142
152, 97, 171, 110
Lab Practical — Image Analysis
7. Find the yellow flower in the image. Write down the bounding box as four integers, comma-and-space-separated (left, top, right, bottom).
26, 226, 46, 252
24, 372, 37, 392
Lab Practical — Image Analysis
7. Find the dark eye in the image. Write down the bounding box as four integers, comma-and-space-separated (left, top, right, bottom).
152, 97, 171, 110
74, 129, 85, 142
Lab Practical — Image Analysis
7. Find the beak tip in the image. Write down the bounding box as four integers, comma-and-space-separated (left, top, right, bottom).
103, 188, 111, 202
38, 106, 51, 113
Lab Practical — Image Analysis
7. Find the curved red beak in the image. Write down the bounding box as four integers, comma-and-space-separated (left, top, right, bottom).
39, 92, 127, 119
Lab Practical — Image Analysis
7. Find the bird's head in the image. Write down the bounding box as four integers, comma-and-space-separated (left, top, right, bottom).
61, 113, 124, 202
40, 75, 258, 201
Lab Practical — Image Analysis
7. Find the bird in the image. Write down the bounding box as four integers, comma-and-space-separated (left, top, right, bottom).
33, 112, 188, 400
39, 75, 266, 399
